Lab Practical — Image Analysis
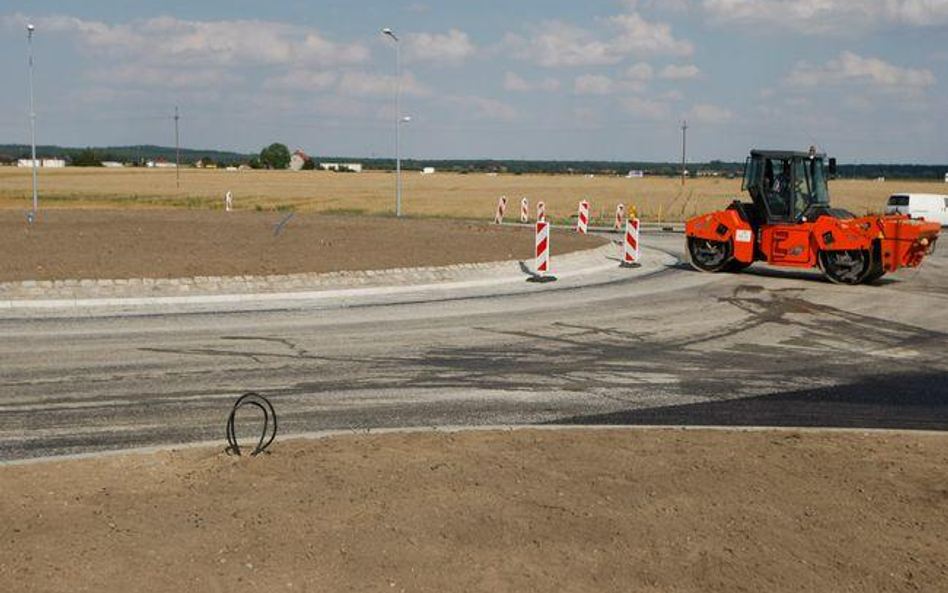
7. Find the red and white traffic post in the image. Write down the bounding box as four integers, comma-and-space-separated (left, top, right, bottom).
622, 217, 641, 267
614, 203, 625, 230
494, 196, 508, 224
577, 199, 590, 234
520, 197, 529, 223
536, 201, 546, 222
531, 220, 556, 282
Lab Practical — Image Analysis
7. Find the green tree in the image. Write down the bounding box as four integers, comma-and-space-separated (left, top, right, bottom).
259, 143, 291, 170
72, 148, 101, 167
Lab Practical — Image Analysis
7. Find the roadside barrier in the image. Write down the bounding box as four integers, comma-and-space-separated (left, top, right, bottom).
535, 220, 551, 277
225, 392, 277, 457
494, 196, 508, 224
577, 200, 590, 234
225, 191, 233, 212
520, 197, 529, 223
614, 203, 625, 230
623, 218, 641, 267
494, 196, 507, 224
537, 201, 546, 222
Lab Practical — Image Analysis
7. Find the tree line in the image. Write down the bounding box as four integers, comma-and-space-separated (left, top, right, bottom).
0, 144, 945, 180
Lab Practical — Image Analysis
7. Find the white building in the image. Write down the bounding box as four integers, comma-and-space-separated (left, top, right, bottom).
627, 170, 645, 178
101, 161, 124, 168
319, 162, 363, 173
421, 167, 436, 175
18, 158, 66, 168
289, 150, 310, 171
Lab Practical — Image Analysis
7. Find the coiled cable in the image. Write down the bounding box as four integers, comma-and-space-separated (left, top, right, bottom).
225, 392, 277, 456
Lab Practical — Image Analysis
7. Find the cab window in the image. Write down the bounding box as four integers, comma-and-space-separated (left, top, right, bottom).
888, 195, 909, 207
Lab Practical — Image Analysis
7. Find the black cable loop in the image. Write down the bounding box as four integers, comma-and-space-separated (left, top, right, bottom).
225, 392, 277, 457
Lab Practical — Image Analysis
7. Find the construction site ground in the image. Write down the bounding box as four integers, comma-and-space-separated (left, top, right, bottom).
0, 209, 604, 282
1, 428, 946, 593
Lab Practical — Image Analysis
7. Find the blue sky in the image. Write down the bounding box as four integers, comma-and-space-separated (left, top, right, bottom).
1, 0, 946, 163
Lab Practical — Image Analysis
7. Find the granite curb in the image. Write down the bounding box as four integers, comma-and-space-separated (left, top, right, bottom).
0, 243, 621, 303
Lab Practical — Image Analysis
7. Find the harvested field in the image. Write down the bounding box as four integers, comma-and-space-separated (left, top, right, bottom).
0, 210, 605, 282
1, 428, 946, 593
0, 167, 943, 222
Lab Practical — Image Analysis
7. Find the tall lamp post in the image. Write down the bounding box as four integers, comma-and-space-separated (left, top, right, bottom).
27, 23, 38, 222
381, 27, 402, 217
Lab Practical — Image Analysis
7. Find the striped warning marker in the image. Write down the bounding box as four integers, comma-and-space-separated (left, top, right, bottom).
494, 196, 508, 224
520, 197, 529, 223
623, 218, 641, 267
614, 203, 625, 230
537, 201, 546, 222
536, 220, 551, 275
577, 200, 590, 234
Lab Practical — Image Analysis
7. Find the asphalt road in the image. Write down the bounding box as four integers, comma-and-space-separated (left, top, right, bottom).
2, 233, 946, 461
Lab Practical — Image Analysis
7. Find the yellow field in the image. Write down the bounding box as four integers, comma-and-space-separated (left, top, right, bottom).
0, 167, 944, 222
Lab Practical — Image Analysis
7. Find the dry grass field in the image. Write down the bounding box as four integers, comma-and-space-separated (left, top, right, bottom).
0, 167, 945, 223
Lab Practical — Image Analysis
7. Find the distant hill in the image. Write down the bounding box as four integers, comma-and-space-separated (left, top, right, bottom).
0, 144, 944, 180
0, 144, 252, 166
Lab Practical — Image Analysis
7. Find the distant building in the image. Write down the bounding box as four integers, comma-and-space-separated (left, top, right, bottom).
319, 162, 363, 173
147, 160, 178, 169
626, 170, 645, 178
101, 161, 124, 168
18, 158, 65, 168
289, 150, 310, 171
421, 167, 436, 175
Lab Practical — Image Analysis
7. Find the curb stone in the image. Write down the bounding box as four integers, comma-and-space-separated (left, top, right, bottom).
0, 243, 623, 303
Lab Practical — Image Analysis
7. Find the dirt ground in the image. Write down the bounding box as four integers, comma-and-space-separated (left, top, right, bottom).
0, 210, 605, 282
0, 428, 945, 593
1, 167, 941, 222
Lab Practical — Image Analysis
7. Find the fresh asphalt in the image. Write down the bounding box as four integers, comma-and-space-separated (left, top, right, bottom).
1, 232, 946, 461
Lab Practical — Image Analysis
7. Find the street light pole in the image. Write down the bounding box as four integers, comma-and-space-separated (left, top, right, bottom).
680, 120, 688, 187
27, 23, 38, 221
174, 106, 181, 189
382, 28, 402, 217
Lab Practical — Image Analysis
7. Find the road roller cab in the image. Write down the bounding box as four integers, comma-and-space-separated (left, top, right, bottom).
685, 148, 940, 284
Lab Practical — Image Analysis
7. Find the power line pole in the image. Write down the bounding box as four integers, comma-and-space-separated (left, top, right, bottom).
680, 120, 688, 187
174, 106, 180, 188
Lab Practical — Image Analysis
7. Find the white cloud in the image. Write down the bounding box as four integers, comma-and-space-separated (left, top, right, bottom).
264, 71, 339, 92
686, 103, 735, 123
337, 71, 432, 98
574, 74, 616, 95
627, 62, 655, 81
787, 52, 935, 88
403, 29, 476, 64
884, 0, 948, 25
659, 64, 701, 80
503, 9, 692, 68
86, 65, 242, 90
501, 23, 616, 67
10, 14, 370, 66
606, 12, 694, 56
702, 0, 948, 34
622, 96, 672, 119
445, 96, 518, 121
503, 72, 561, 92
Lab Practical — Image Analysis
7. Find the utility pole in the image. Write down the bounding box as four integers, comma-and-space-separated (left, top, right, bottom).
174, 106, 180, 188
680, 120, 688, 186
27, 23, 38, 222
